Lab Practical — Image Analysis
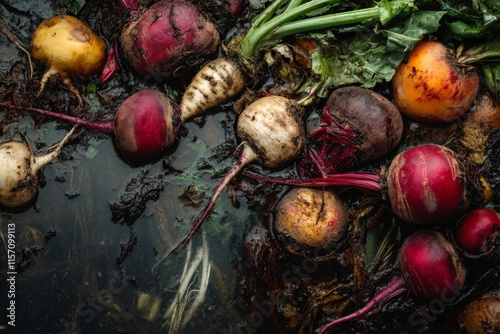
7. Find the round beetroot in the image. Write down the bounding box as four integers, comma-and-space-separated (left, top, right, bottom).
454, 208, 500, 255
120, 0, 220, 81
400, 230, 466, 301
386, 144, 469, 225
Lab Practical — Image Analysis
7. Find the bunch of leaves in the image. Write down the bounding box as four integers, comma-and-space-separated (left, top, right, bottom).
299, 9, 446, 97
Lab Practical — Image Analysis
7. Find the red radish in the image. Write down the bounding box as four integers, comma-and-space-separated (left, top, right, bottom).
246, 144, 471, 226
272, 187, 349, 257
318, 230, 466, 333
392, 40, 479, 123
164, 95, 305, 256
105, 0, 220, 82
31, 15, 107, 105
0, 89, 180, 165
454, 208, 500, 255
0, 125, 77, 210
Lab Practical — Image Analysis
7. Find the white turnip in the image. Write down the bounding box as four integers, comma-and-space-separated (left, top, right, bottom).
0, 126, 77, 210
272, 187, 349, 257
165, 95, 305, 255
318, 230, 466, 333
0, 89, 180, 165
31, 15, 107, 105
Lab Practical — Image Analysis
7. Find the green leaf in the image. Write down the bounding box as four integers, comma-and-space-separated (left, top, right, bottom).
307, 10, 446, 91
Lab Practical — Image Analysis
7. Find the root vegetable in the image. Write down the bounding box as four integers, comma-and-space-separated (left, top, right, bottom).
166, 95, 305, 255
272, 187, 349, 257
0, 126, 77, 210
299, 86, 403, 176
324, 86, 403, 163
454, 208, 500, 255
180, 0, 415, 117
319, 230, 466, 333
386, 144, 469, 225
118, 0, 220, 82
0, 89, 180, 165
458, 90, 500, 164
246, 143, 471, 226
180, 57, 246, 121
31, 15, 107, 105
392, 40, 479, 123
457, 292, 500, 334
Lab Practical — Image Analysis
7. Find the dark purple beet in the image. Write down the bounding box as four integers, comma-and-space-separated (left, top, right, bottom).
300, 86, 403, 177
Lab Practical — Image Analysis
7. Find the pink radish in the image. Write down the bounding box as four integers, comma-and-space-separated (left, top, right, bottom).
0, 89, 180, 165
0, 125, 77, 210
318, 229, 466, 333
165, 95, 305, 256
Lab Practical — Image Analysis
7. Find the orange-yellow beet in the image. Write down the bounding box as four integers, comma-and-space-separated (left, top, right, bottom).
393, 40, 479, 123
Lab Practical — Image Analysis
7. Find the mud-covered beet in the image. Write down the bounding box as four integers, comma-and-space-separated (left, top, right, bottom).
120, 0, 220, 82
457, 292, 500, 333
324, 86, 403, 164
272, 187, 349, 257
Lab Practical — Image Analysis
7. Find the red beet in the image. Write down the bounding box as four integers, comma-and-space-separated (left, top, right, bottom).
246, 144, 471, 227
0, 89, 180, 164
386, 144, 470, 225
119, 0, 220, 82
399, 230, 466, 301
318, 230, 466, 333
454, 208, 500, 254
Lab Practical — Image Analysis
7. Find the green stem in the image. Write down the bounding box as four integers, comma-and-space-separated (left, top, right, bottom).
240, 0, 341, 57
457, 38, 500, 64
249, 0, 289, 35
284, 0, 304, 12
265, 6, 380, 43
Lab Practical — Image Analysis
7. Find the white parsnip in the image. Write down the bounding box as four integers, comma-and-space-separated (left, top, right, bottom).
179, 58, 246, 121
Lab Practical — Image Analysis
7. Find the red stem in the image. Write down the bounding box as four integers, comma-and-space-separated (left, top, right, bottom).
243, 172, 382, 193
319, 276, 408, 333
165, 145, 257, 256
0, 103, 115, 134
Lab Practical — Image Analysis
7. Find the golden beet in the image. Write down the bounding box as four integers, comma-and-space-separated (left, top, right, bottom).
31, 15, 107, 105
392, 40, 479, 123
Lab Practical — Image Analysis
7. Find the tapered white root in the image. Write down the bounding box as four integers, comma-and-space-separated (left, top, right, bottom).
32, 124, 78, 173
180, 57, 246, 121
